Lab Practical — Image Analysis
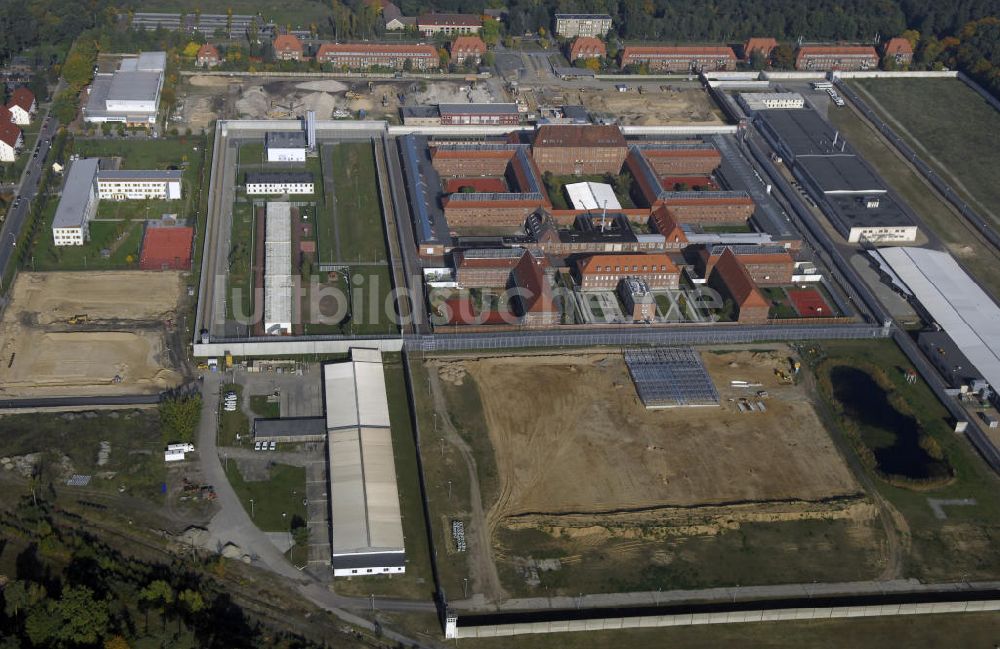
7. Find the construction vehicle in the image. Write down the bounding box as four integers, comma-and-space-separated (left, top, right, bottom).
345, 91, 362, 100
68, 314, 88, 324
774, 368, 793, 384
225, 352, 233, 369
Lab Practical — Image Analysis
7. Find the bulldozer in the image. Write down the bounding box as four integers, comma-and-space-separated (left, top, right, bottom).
345, 91, 362, 100
68, 314, 88, 325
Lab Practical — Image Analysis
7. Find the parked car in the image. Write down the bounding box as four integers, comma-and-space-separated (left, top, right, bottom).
269, 441, 276, 451
254, 441, 262, 451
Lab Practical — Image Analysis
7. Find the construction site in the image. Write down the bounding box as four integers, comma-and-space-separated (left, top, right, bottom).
525, 84, 726, 126
0, 272, 186, 397
422, 346, 878, 599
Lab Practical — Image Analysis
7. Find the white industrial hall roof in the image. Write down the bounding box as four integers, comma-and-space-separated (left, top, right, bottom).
878, 247, 1000, 391
323, 349, 405, 561
565, 181, 622, 211
263, 202, 292, 333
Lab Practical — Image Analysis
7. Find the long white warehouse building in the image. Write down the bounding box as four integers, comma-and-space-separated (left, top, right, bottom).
263, 202, 293, 335
324, 348, 406, 576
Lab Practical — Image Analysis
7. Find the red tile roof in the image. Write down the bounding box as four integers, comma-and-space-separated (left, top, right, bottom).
710, 248, 767, 309
197, 43, 220, 60
273, 34, 303, 54
743, 37, 777, 59
570, 36, 606, 59
316, 42, 437, 57
622, 45, 736, 59
8, 87, 34, 113
882, 37, 913, 56
649, 206, 687, 243
795, 45, 878, 66
451, 36, 487, 56
0, 105, 12, 124
577, 252, 678, 276
512, 253, 556, 315
453, 249, 523, 270
533, 124, 626, 148
0, 119, 21, 149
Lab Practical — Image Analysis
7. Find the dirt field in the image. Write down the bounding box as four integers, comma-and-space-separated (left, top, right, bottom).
447, 349, 858, 519
0, 272, 185, 397
534, 86, 724, 125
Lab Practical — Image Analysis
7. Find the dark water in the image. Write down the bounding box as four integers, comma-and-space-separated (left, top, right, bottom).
829, 366, 950, 481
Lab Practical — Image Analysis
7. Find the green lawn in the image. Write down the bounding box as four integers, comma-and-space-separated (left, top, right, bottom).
542, 172, 636, 210
328, 141, 389, 263
850, 79, 1000, 227
224, 462, 307, 532
96, 199, 180, 221
0, 410, 165, 502
808, 340, 1000, 581
762, 286, 797, 319
218, 383, 250, 448
345, 264, 398, 336
334, 354, 435, 600
464, 612, 1000, 649
238, 143, 266, 167
33, 208, 145, 271
249, 394, 280, 419
227, 198, 257, 322
829, 94, 1000, 298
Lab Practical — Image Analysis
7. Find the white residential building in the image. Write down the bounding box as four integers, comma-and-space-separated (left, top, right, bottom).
246, 172, 314, 195
737, 92, 806, 113
52, 159, 100, 246
265, 131, 307, 163
97, 169, 182, 200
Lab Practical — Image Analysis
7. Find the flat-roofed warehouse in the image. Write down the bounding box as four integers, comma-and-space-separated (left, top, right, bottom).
877, 247, 1000, 404
324, 348, 406, 576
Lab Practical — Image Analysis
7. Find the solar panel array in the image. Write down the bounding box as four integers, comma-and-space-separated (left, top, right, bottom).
624, 347, 720, 408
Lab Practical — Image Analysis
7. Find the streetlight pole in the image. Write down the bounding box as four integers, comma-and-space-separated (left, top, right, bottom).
249, 498, 255, 518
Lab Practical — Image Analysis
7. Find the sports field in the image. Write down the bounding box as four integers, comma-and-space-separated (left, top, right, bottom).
849, 79, 1000, 226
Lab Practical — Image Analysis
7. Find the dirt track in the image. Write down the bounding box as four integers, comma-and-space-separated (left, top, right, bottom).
446, 349, 859, 523
0, 272, 184, 397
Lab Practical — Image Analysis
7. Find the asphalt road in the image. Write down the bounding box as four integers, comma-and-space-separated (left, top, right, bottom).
0, 97, 62, 290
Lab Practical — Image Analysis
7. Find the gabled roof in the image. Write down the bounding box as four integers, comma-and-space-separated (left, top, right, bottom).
577, 252, 678, 275
273, 34, 303, 53
0, 105, 12, 124
743, 37, 778, 58
570, 36, 606, 59
196, 43, 220, 59
710, 248, 767, 309
8, 87, 35, 112
622, 45, 736, 59
512, 252, 556, 315
451, 35, 486, 55
649, 206, 687, 243
796, 45, 878, 60
533, 124, 625, 148
317, 42, 437, 57
882, 37, 913, 55
0, 120, 21, 148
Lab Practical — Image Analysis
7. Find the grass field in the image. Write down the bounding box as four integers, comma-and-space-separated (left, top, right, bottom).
32, 207, 145, 271
828, 103, 1000, 298
219, 383, 250, 448
328, 142, 389, 263
224, 462, 306, 532
249, 394, 280, 419
850, 79, 1000, 227
227, 197, 256, 322
0, 410, 165, 501
807, 339, 1000, 581
96, 198, 179, 221
462, 612, 1000, 649
333, 354, 435, 600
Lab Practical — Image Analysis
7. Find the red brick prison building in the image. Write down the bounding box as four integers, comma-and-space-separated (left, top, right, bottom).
700, 244, 794, 286
316, 43, 439, 70
575, 252, 680, 290
620, 45, 737, 72
530, 124, 628, 176
794, 45, 878, 71
708, 248, 769, 323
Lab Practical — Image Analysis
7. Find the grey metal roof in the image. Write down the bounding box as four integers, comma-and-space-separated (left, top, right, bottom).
136, 51, 167, 72
246, 172, 313, 184
756, 109, 847, 158
796, 156, 885, 195
401, 106, 439, 118
107, 71, 162, 103
53, 159, 99, 229
266, 131, 307, 148
438, 103, 519, 115
331, 551, 406, 570
823, 193, 913, 229
98, 169, 182, 181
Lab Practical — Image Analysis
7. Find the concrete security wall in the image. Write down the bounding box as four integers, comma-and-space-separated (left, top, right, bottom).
761, 71, 828, 80
621, 125, 739, 135
834, 70, 958, 79
453, 600, 1000, 638
194, 338, 403, 357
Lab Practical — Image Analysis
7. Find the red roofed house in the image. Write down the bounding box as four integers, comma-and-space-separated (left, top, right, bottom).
450, 36, 487, 64
708, 248, 769, 323
743, 37, 778, 61
272, 34, 303, 61
575, 252, 680, 290
620, 46, 737, 72
196, 43, 221, 68
453, 248, 524, 288
569, 36, 606, 61
140, 226, 195, 270
881, 37, 913, 67
317, 43, 439, 70
795, 45, 878, 71
7, 88, 36, 125
0, 106, 23, 162
648, 206, 688, 250
700, 246, 794, 285
531, 124, 627, 175
511, 251, 559, 326
418, 13, 481, 36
